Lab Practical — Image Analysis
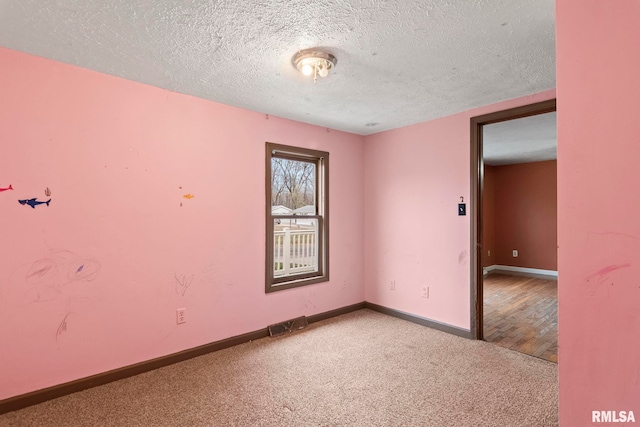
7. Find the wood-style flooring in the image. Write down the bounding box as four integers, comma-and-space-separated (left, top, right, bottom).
483, 272, 558, 363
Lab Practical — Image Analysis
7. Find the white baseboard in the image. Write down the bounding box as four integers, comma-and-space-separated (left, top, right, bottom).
483, 264, 558, 277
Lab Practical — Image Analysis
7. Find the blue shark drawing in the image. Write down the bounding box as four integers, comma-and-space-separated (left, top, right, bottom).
18, 198, 51, 209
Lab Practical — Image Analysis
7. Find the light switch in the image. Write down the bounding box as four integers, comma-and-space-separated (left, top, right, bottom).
458, 203, 466, 216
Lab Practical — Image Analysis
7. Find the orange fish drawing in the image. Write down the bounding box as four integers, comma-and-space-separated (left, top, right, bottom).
183, 194, 195, 199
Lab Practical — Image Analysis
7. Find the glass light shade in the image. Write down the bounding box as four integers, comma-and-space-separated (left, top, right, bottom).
292, 49, 337, 82
317, 62, 329, 77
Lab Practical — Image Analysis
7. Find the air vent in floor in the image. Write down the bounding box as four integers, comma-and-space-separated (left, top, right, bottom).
268, 316, 308, 337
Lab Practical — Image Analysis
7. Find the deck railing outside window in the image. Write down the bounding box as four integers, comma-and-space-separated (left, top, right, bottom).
273, 226, 318, 277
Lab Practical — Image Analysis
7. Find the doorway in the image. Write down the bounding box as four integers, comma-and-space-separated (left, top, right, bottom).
469, 100, 557, 355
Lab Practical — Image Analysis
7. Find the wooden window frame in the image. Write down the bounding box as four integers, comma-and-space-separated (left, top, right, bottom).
265, 142, 329, 293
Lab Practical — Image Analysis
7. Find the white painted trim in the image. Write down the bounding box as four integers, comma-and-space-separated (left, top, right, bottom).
483, 264, 558, 277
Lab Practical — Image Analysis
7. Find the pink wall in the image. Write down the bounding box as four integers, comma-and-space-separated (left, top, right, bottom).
482, 166, 496, 267
491, 161, 557, 271
363, 89, 556, 330
557, 1, 640, 424
0, 47, 365, 400
12, 5, 636, 420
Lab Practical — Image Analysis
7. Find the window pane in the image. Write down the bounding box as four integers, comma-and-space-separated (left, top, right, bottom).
271, 157, 316, 215
266, 142, 328, 293
273, 218, 319, 278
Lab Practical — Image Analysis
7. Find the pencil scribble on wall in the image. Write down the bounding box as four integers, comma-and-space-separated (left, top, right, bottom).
56, 312, 71, 342
584, 263, 631, 296
202, 262, 217, 284
583, 232, 640, 297
175, 274, 194, 296
25, 249, 101, 302
44, 187, 51, 197
18, 198, 51, 209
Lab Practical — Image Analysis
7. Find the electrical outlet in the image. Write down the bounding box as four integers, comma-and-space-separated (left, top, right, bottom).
488, 249, 491, 257
512, 250, 518, 257
390, 280, 396, 291
176, 308, 186, 324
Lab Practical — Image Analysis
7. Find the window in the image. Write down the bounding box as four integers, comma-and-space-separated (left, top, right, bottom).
266, 142, 329, 292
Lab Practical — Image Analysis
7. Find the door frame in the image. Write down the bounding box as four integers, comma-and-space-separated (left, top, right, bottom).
469, 99, 557, 340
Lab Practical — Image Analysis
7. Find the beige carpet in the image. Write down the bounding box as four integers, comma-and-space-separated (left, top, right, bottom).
0, 309, 557, 427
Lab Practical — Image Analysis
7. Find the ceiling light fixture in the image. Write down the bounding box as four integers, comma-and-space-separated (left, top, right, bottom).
292, 49, 337, 84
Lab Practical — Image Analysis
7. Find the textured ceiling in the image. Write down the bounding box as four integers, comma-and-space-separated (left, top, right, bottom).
483, 112, 557, 166
0, 0, 556, 135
